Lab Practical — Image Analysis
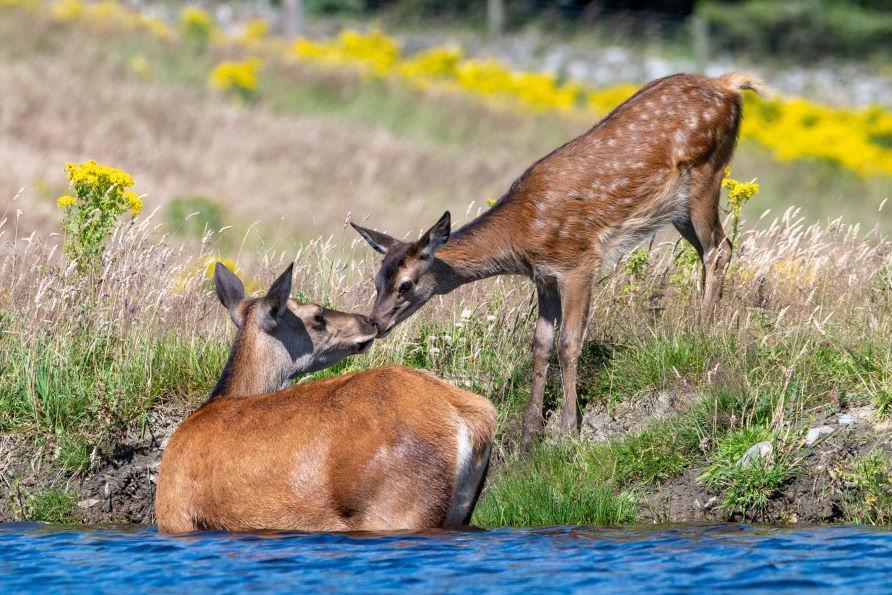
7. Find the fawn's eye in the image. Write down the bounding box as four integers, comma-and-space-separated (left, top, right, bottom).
398, 280, 413, 296
314, 313, 325, 325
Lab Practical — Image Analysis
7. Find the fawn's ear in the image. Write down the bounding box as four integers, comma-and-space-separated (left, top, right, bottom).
263, 263, 293, 319
351, 222, 398, 255
214, 262, 246, 327
418, 211, 451, 260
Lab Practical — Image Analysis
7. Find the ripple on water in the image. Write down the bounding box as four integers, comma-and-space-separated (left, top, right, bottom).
1, 523, 891, 593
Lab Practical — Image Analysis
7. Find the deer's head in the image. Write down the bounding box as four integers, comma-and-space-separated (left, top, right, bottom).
351, 212, 451, 337
211, 262, 378, 399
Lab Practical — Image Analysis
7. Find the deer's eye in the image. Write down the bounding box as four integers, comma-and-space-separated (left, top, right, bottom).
398, 280, 413, 296
314, 313, 325, 326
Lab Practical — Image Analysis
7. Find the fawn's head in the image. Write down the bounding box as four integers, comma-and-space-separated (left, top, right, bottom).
351, 212, 451, 337
211, 262, 377, 399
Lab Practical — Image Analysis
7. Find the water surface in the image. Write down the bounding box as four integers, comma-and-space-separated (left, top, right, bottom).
1, 523, 890, 593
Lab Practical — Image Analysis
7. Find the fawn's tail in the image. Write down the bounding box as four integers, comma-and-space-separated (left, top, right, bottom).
717, 71, 770, 98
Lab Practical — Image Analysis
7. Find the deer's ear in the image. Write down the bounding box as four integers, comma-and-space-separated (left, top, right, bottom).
418, 211, 451, 260
263, 263, 293, 318
351, 222, 397, 255
214, 262, 246, 327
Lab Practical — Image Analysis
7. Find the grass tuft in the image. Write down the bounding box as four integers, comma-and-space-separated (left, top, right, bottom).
26, 489, 77, 524
844, 451, 892, 525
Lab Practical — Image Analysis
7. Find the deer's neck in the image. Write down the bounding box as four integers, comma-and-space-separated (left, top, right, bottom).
209, 329, 290, 401
432, 202, 525, 294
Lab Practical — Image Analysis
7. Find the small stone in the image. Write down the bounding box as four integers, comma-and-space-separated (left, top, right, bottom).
77, 498, 100, 510
737, 441, 773, 467
837, 413, 855, 425
805, 425, 835, 445
581, 412, 611, 442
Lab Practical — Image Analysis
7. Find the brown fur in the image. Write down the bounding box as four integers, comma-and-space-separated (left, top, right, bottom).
156, 264, 495, 533
156, 366, 495, 533
353, 73, 763, 451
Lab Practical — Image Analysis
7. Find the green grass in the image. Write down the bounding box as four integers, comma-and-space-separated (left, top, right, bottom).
26, 489, 77, 524
698, 427, 791, 517
844, 451, 892, 525
474, 393, 727, 526
164, 196, 228, 243
472, 443, 638, 527
0, 324, 227, 469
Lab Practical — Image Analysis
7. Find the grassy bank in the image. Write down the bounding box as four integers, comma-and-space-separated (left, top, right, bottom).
0, 5, 890, 526
2, 196, 890, 525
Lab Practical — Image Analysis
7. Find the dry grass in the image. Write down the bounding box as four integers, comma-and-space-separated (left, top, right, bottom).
0, 12, 563, 244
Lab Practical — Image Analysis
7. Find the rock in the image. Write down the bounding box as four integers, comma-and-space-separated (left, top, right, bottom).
737, 441, 773, 467
581, 412, 611, 443
805, 425, 835, 446
837, 413, 855, 425
77, 498, 101, 510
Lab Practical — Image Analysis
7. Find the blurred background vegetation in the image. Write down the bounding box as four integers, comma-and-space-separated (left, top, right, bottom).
266, 0, 892, 63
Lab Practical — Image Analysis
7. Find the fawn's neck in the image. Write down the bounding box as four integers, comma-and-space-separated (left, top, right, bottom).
432, 201, 525, 294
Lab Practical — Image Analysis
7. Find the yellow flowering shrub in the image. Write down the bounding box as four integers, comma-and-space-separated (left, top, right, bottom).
722, 168, 760, 242
138, 14, 176, 41
50, 0, 81, 21
239, 18, 268, 45
281, 29, 892, 178
396, 46, 463, 83
56, 194, 76, 208
58, 160, 142, 269
179, 6, 215, 50
292, 30, 399, 76
82, 0, 135, 28
587, 85, 638, 114
209, 57, 262, 101
740, 95, 892, 177
0, 0, 41, 10
174, 256, 260, 295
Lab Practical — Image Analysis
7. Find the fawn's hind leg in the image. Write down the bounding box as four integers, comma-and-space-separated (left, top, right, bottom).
687, 169, 732, 319
557, 270, 594, 434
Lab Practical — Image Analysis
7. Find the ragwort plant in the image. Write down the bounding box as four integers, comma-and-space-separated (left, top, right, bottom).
56, 160, 142, 272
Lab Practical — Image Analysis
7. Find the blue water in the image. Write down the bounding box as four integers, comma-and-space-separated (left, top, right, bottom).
1, 523, 891, 593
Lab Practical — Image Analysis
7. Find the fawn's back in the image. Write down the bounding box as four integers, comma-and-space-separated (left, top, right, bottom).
481, 73, 751, 272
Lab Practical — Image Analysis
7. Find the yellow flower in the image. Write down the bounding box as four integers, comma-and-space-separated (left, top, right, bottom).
51, 0, 82, 21
179, 6, 215, 48
124, 191, 142, 215
239, 18, 268, 45
65, 159, 134, 194
723, 178, 760, 212
56, 194, 76, 208
209, 57, 262, 97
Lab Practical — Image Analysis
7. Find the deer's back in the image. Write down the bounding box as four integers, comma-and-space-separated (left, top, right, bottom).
155, 365, 495, 532
494, 73, 742, 268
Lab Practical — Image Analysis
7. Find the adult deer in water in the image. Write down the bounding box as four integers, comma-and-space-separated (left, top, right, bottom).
156, 263, 495, 533
352, 72, 765, 451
